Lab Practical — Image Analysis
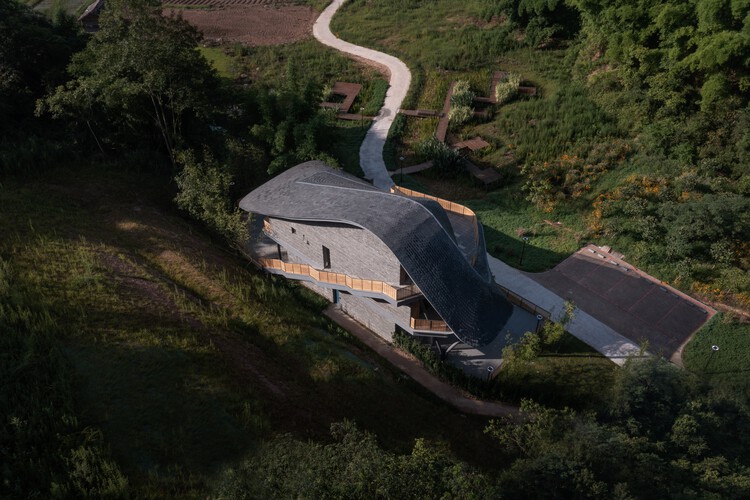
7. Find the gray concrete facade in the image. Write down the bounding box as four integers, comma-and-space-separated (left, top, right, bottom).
269, 218, 402, 284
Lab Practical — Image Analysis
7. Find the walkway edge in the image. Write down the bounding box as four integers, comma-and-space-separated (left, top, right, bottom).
324, 305, 518, 418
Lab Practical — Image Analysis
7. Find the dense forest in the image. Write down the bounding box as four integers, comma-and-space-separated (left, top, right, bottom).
2, 0, 750, 497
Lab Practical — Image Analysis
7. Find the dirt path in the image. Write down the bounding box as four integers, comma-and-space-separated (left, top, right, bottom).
324, 305, 518, 418
313, 0, 410, 190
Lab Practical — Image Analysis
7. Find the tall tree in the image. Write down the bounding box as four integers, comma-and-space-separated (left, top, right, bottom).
41, 0, 218, 164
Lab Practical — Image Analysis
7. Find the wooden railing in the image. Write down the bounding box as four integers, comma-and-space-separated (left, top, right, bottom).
257, 257, 421, 301
391, 186, 476, 218
410, 317, 452, 333
391, 186, 480, 263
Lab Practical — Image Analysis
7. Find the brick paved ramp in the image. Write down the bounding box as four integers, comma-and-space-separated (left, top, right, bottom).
529, 245, 715, 362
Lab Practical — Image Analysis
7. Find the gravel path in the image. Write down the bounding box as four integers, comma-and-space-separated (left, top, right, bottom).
313, 0, 410, 190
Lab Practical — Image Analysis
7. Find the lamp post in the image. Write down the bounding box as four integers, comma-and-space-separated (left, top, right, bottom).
519, 236, 529, 266
704, 344, 720, 372
535, 314, 544, 333
399, 156, 405, 185
360, 107, 364, 129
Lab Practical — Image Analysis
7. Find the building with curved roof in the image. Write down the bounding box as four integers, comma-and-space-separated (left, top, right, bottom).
239, 161, 514, 349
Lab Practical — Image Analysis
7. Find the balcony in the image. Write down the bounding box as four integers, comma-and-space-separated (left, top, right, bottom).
409, 301, 452, 333
256, 257, 421, 302
409, 317, 452, 333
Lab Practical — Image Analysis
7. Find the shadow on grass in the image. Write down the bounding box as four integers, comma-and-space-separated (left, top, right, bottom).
328, 123, 367, 177
482, 224, 570, 272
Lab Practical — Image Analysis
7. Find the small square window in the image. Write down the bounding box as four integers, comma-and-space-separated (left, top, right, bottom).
291, 227, 296, 234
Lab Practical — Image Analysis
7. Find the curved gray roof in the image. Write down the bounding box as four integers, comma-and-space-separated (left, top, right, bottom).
239, 161, 513, 347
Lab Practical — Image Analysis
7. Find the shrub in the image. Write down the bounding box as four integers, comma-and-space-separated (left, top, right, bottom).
495, 73, 521, 105
416, 137, 464, 175
449, 104, 473, 126
451, 80, 476, 108
174, 148, 248, 241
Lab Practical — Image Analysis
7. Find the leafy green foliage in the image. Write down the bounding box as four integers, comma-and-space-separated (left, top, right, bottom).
249, 64, 337, 174
215, 420, 496, 499
0, 0, 84, 174
494, 72, 521, 104
41, 0, 219, 163
416, 136, 464, 175
450, 80, 476, 108
487, 363, 750, 499
174, 148, 248, 241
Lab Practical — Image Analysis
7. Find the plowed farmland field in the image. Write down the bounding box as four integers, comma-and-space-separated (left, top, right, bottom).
164, 0, 317, 46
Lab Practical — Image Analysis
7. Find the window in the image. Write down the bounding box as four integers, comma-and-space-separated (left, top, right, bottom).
322, 246, 331, 269
291, 227, 296, 234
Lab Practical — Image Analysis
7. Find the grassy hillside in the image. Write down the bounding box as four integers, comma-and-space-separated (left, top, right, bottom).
0, 165, 503, 495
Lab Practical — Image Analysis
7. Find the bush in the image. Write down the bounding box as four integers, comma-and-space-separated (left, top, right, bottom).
449, 104, 473, 126
495, 73, 522, 105
416, 137, 464, 175
174, 148, 248, 241
451, 80, 476, 108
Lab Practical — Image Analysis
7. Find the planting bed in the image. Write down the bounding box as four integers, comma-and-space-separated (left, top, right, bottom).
164, 1, 317, 46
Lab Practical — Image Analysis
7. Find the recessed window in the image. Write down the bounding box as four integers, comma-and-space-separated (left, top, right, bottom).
322, 246, 331, 269
291, 227, 296, 234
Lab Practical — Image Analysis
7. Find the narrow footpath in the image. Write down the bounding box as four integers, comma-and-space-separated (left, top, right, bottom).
313, 0, 410, 190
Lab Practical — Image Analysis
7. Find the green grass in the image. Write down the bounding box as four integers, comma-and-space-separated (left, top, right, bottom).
683, 314, 750, 388
329, 121, 368, 176
330, 3, 621, 271
497, 333, 616, 410
198, 46, 237, 79
468, 185, 585, 271
332, 0, 513, 71
212, 40, 390, 172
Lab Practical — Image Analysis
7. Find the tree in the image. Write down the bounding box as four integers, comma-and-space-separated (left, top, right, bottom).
0, 0, 84, 174
174, 149, 248, 241
249, 64, 336, 175
41, 0, 218, 164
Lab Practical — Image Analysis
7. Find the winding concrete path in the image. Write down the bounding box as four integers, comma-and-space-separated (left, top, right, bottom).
313, 0, 410, 190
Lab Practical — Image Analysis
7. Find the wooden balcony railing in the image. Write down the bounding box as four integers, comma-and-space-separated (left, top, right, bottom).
391, 186, 477, 219
256, 257, 421, 301
391, 185, 480, 256
409, 317, 452, 333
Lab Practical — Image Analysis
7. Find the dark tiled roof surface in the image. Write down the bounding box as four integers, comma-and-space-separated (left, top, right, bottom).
239, 161, 512, 347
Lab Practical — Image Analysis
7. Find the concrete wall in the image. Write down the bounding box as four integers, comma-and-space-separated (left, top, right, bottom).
338, 292, 413, 342
269, 218, 401, 284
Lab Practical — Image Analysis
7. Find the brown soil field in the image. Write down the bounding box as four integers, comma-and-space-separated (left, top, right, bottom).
165, 2, 317, 46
